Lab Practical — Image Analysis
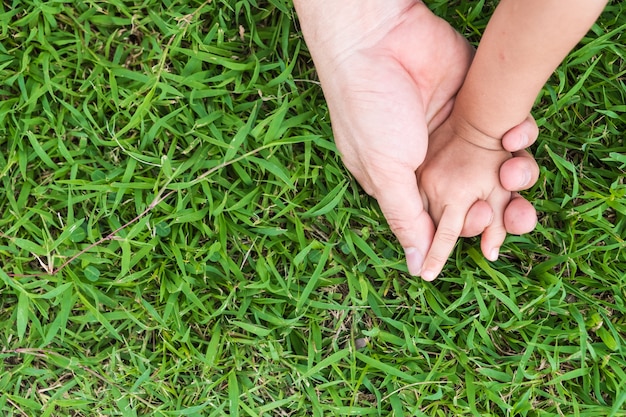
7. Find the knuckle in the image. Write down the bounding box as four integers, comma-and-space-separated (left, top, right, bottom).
387, 218, 412, 239
427, 250, 451, 267
436, 227, 461, 245
426, 230, 460, 266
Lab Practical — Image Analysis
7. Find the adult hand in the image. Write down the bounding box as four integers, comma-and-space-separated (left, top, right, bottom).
294, 1, 539, 277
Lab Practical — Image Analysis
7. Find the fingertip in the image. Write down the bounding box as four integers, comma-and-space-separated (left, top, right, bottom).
404, 247, 425, 276
504, 195, 538, 235
502, 115, 539, 152
500, 152, 540, 192
488, 247, 500, 262
480, 219, 507, 264
482, 242, 504, 263
462, 200, 493, 237
421, 269, 437, 282
420, 206, 465, 282
373, 173, 435, 278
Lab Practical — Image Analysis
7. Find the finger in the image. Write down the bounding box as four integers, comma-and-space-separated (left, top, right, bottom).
462, 200, 493, 237
500, 149, 540, 191
504, 193, 538, 235
374, 172, 435, 277
480, 195, 510, 262
501, 115, 539, 153
420, 205, 466, 281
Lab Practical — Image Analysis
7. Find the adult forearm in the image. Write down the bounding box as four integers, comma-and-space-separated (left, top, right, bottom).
454, 0, 607, 147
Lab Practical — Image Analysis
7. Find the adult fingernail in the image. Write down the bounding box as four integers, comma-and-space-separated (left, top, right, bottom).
489, 247, 500, 262
404, 247, 424, 276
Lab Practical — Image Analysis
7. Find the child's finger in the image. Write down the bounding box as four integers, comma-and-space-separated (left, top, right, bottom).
504, 193, 537, 234
462, 200, 493, 237
500, 150, 540, 191
480, 197, 509, 261
420, 205, 466, 281
501, 115, 538, 153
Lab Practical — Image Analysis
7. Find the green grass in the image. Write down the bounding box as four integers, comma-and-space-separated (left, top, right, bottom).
0, 0, 625, 415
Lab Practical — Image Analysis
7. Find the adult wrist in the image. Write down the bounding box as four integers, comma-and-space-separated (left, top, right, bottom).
293, 0, 416, 68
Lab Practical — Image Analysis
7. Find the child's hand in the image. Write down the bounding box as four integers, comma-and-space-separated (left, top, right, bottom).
417, 116, 513, 281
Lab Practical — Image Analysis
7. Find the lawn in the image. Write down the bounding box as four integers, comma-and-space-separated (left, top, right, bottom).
0, 0, 625, 416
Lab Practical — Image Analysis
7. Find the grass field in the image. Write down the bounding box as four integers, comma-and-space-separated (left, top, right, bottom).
0, 0, 625, 415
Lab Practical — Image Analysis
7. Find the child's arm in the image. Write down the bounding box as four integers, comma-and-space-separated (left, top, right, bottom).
418, 0, 608, 281
454, 0, 608, 144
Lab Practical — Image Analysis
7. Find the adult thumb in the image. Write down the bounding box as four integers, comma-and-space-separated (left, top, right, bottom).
373, 172, 435, 276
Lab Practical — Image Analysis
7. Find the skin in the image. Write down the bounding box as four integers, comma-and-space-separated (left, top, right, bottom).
417, 0, 608, 281
293, 0, 541, 278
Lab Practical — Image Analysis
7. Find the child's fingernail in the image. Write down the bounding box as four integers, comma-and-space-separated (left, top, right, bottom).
489, 248, 500, 261
518, 134, 529, 149
519, 170, 532, 188
421, 269, 437, 281
404, 247, 424, 276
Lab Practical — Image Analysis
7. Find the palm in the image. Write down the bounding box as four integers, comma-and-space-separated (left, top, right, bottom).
327, 54, 431, 194
324, 4, 473, 187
